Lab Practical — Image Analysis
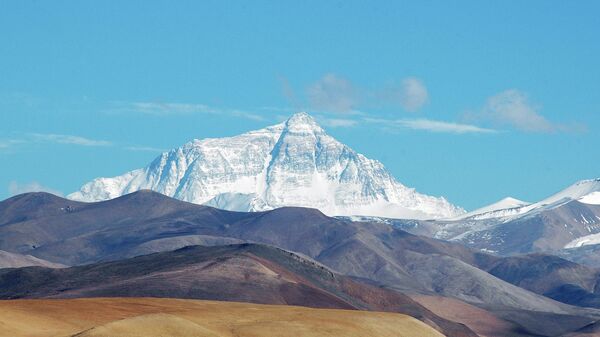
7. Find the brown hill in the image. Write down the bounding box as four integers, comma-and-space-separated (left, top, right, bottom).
0, 297, 444, 337
0, 243, 476, 337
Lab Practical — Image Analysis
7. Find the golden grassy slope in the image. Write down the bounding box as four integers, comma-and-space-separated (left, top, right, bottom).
0, 297, 444, 337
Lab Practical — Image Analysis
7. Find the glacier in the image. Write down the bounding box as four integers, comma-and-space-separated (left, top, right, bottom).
68, 112, 464, 219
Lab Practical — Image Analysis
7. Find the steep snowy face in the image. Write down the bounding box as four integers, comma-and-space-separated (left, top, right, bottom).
69, 112, 464, 219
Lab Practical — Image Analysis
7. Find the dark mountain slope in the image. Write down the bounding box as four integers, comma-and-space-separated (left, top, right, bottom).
0, 243, 477, 337
0, 192, 597, 325
0, 192, 86, 226
481, 254, 600, 309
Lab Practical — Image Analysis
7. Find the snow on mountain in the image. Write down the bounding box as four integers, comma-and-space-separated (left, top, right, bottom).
68, 112, 464, 219
564, 231, 600, 249
453, 197, 530, 220
410, 178, 600, 256
579, 192, 600, 205
529, 178, 600, 210
448, 178, 600, 222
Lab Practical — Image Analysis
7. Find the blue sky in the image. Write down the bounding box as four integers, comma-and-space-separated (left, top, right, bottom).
1, 1, 599, 210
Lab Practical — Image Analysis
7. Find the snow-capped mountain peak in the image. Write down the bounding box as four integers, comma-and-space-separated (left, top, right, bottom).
454, 197, 530, 220
448, 178, 600, 222
536, 178, 600, 206
68, 112, 465, 219
284, 111, 324, 133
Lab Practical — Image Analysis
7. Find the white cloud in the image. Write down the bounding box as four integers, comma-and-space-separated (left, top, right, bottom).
317, 117, 358, 128
114, 102, 265, 121
29, 133, 112, 146
8, 181, 63, 196
396, 119, 496, 134
124, 146, 167, 152
366, 117, 496, 134
0, 139, 25, 149
0, 141, 12, 149
386, 77, 429, 112
307, 74, 359, 113
306, 74, 429, 113
482, 89, 554, 132
229, 109, 265, 121
126, 102, 214, 116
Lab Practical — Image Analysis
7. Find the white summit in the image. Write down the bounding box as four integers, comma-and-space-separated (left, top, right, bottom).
68, 112, 464, 219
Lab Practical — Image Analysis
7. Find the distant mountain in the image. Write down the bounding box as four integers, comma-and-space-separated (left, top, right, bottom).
0, 192, 592, 312
477, 253, 600, 309
68, 112, 463, 219
452, 197, 530, 220
388, 179, 600, 258
0, 243, 476, 337
3, 191, 600, 336
458, 178, 600, 221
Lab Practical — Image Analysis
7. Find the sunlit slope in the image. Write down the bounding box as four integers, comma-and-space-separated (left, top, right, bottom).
0, 297, 444, 337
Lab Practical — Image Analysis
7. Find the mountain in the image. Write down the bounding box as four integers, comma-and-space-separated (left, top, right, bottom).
0, 298, 446, 337
387, 179, 600, 258
414, 296, 524, 337
0, 250, 65, 269
67, 112, 463, 219
453, 197, 530, 220
476, 253, 600, 309
0, 243, 476, 337
461, 178, 600, 221
475, 178, 600, 219
2, 191, 598, 328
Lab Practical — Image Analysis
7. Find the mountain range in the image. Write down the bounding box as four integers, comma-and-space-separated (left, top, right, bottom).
385, 178, 600, 265
3, 191, 600, 336
0, 243, 476, 337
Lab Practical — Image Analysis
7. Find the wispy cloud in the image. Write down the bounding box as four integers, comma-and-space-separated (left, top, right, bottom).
125, 102, 213, 116
307, 74, 359, 113
124, 146, 167, 152
29, 133, 112, 146
1, 134, 168, 155
305, 74, 430, 114
316, 116, 358, 128
465, 89, 583, 133
229, 109, 265, 121
278, 75, 301, 111
380, 77, 429, 112
366, 118, 497, 134
8, 181, 63, 196
111, 102, 265, 121
0, 139, 24, 149
483, 89, 552, 132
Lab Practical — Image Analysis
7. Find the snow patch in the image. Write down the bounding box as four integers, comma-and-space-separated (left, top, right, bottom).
579, 191, 600, 205
565, 232, 600, 249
